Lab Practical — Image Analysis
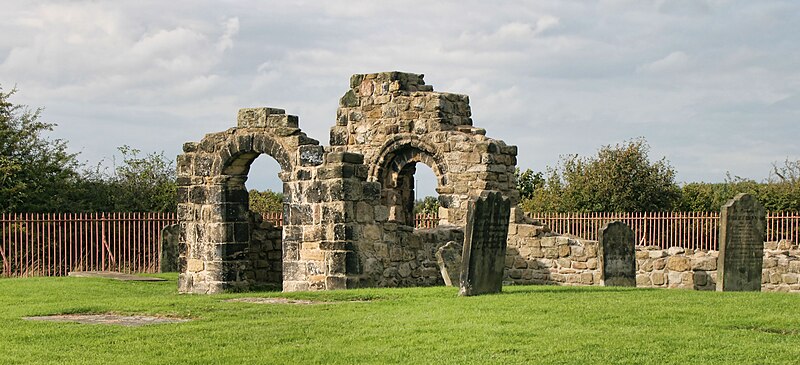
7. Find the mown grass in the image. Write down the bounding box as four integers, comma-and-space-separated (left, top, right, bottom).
2, 274, 800, 364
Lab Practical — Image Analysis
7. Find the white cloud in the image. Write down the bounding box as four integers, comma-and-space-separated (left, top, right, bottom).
0, 0, 797, 186
637, 51, 690, 73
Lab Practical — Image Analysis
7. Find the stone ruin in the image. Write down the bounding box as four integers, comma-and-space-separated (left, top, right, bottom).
176, 71, 521, 293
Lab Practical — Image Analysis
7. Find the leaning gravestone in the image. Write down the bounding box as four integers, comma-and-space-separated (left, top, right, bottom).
717, 193, 765, 292
598, 221, 636, 287
459, 191, 511, 296
436, 241, 463, 287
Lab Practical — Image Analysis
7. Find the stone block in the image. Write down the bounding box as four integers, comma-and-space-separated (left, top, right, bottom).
667, 247, 685, 256
187, 259, 204, 272
668, 271, 683, 286
298, 145, 325, 166
580, 272, 594, 284
374, 206, 390, 222
652, 258, 666, 270
651, 271, 665, 285
666, 256, 691, 272
691, 256, 717, 271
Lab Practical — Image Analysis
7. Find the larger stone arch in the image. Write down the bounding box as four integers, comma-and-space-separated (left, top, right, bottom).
177, 108, 322, 294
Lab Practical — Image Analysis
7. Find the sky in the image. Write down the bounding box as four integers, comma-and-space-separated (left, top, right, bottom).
1, 0, 798, 198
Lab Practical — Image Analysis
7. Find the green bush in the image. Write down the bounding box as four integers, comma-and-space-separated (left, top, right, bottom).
522, 138, 680, 212
249, 189, 284, 215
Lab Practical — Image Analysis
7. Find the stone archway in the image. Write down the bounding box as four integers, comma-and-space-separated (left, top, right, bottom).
176, 107, 321, 294
372, 137, 450, 227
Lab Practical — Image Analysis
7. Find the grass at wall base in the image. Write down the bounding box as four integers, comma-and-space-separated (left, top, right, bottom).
2, 274, 799, 364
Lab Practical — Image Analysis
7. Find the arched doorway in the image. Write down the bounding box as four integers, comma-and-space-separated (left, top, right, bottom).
375, 143, 450, 228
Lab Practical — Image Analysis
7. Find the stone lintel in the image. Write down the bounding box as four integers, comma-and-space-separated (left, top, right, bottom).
326, 151, 365, 165
237, 107, 300, 128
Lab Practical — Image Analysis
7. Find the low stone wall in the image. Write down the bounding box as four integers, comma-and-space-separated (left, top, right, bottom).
353, 224, 464, 288
244, 213, 283, 289
504, 221, 800, 292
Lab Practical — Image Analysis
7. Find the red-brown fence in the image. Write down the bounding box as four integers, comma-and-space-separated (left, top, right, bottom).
261, 212, 283, 227
0, 213, 177, 278
528, 211, 800, 251
415, 213, 439, 229
259, 212, 441, 229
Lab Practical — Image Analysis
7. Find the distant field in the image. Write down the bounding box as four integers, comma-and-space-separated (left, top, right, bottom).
2, 275, 800, 364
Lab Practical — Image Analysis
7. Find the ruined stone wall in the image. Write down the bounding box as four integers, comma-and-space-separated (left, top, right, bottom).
504, 232, 800, 292
177, 72, 520, 293
330, 72, 518, 226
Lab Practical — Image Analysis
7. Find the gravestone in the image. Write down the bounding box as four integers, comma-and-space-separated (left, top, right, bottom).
459, 191, 511, 296
598, 221, 636, 287
717, 193, 765, 292
160, 224, 180, 273
436, 241, 463, 286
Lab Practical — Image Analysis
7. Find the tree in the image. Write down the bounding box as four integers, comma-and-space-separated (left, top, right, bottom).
525, 138, 680, 212
106, 146, 177, 212
249, 189, 284, 215
65, 146, 178, 212
414, 196, 440, 215
515, 168, 544, 200
677, 165, 800, 212
0, 87, 81, 212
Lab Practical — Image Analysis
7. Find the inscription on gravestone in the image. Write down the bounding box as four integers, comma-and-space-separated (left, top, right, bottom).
717, 193, 765, 292
598, 221, 636, 287
459, 191, 511, 296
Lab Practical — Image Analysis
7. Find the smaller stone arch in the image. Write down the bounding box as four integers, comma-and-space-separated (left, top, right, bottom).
371, 135, 451, 227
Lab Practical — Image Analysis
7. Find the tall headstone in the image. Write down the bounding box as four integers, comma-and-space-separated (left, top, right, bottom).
459, 191, 511, 296
717, 193, 765, 292
598, 221, 636, 287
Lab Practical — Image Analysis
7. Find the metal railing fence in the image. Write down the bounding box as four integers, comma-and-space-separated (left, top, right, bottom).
528, 211, 800, 251
0, 212, 177, 277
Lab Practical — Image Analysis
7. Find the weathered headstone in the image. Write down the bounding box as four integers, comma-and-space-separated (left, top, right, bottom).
160, 224, 180, 273
459, 191, 511, 296
598, 221, 636, 287
717, 193, 765, 292
436, 241, 463, 286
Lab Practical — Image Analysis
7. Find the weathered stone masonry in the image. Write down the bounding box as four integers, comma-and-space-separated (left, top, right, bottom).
504, 229, 800, 292
177, 72, 518, 293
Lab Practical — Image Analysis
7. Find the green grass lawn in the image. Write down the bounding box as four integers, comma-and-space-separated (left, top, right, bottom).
2, 275, 800, 364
